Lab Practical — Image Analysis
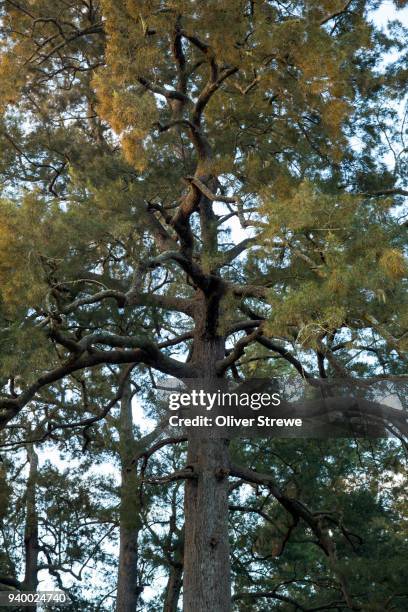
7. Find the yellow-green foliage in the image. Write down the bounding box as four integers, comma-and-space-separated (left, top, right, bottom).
379, 248, 407, 280
91, 0, 362, 169
0, 195, 49, 311
93, 73, 158, 171
93, 0, 163, 168
0, 183, 140, 314
260, 182, 407, 347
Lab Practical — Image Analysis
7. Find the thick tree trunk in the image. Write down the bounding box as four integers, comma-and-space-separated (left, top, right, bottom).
116, 377, 141, 612
22, 444, 39, 611
183, 322, 231, 612
183, 436, 231, 612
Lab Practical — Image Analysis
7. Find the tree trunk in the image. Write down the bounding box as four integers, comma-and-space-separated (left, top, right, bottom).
163, 561, 183, 612
22, 444, 39, 612
116, 377, 141, 612
183, 436, 231, 612
183, 320, 231, 612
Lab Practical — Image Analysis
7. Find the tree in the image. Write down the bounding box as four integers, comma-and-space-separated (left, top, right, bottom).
116, 372, 143, 612
0, 0, 407, 609
228, 437, 408, 611
0, 428, 121, 610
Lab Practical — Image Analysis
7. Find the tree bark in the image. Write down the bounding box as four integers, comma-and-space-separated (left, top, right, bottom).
183, 310, 231, 612
163, 560, 183, 612
183, 436, 231, 612
22, 444, 39, 612
116, 377, 142, 612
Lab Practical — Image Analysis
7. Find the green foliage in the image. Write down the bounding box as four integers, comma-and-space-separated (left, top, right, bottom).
230, 438, 408, 610
258, 181, 407, 348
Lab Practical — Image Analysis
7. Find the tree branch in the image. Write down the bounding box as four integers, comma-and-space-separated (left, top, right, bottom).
233, 590, 308, 609
217, 327, 264, 374
256, 336, 312, 379
319, 0, 353, 26
143, 468, 198, 485
138, 77, 191, 104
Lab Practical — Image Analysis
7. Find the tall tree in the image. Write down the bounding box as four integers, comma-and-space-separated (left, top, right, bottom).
0, 0, 407, 609
116, 373, 142, 612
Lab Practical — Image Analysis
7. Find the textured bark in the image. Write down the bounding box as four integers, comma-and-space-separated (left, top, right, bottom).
116, 378, 141, 612
183, 436, 231, 612
22, 444, 39, 611
183, 313, 231, 612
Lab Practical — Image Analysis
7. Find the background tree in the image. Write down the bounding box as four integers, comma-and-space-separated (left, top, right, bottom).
0, 432, 121, 610
229, 437, 408, 611
0, 365, 188, 610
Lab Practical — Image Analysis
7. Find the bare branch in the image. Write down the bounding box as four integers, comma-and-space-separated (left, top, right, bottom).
360, 188, 408, 197
256, 336, 312, 379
